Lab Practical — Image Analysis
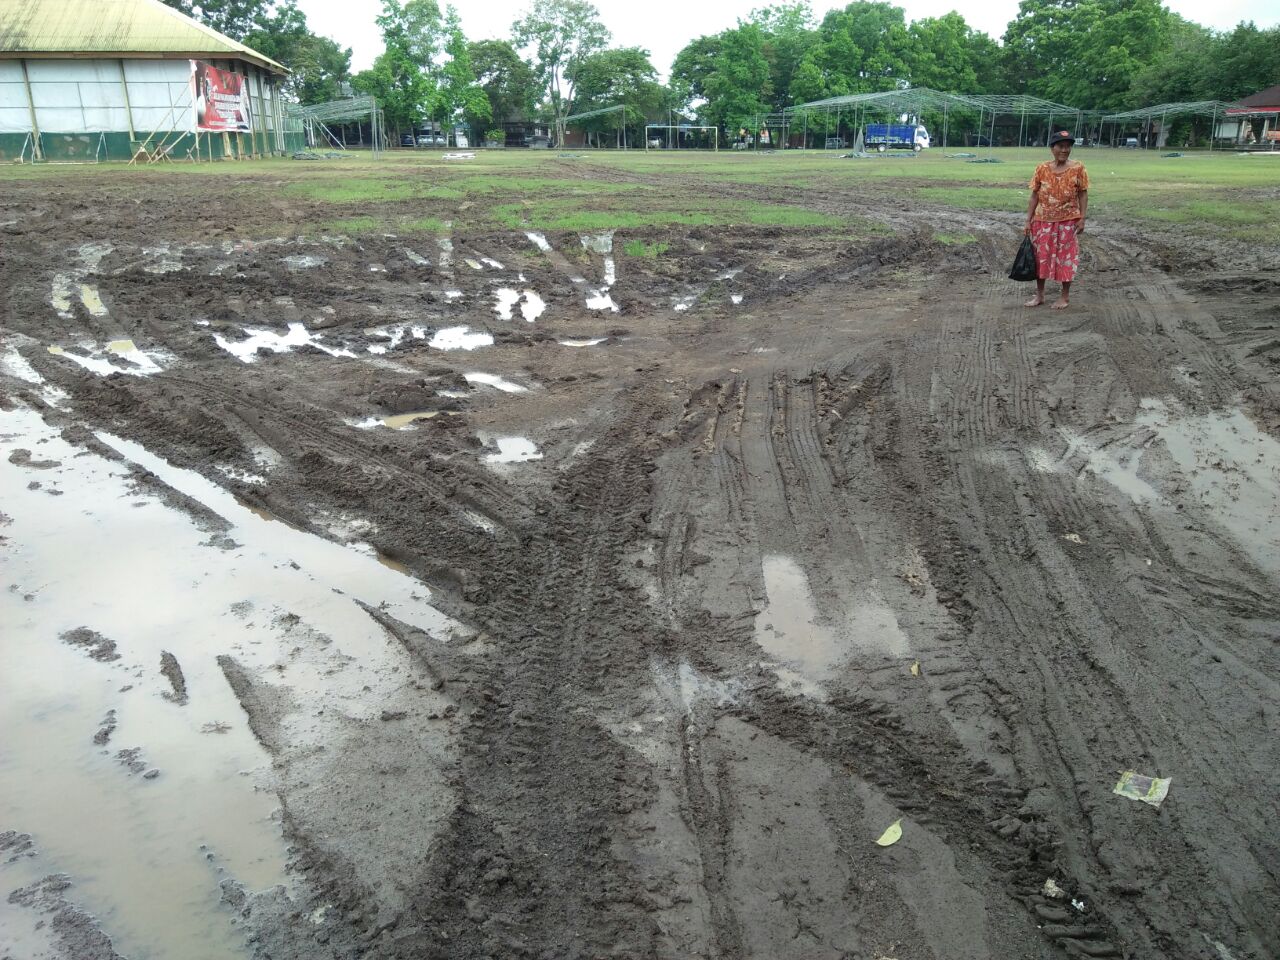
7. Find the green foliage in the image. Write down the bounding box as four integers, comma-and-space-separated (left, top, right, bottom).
670, 35, 721, 111
242, 2, 352, 104
159, 0, 266, 40
512, 0, 611, 138
353, 0, 442, 132
570, 48, 666, 141
906, 13, 995, 95
749, 4, 818, 112
435, 5, 491, 135
469, 40, 539, 127
1002, 0, 1171, 109
700, 24, 772, 130
791, 2, 912, 102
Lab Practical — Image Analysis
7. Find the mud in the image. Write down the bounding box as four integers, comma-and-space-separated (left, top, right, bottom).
1, 162, 1279, 960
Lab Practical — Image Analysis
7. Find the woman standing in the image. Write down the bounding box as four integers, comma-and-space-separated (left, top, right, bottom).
1025, 131, 1089, 309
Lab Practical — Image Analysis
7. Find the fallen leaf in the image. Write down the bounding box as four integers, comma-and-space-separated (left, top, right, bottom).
910, 660, 921, 677
875, 819, 902, 847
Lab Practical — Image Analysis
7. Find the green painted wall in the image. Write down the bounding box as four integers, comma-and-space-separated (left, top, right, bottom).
0, 130, 305, 162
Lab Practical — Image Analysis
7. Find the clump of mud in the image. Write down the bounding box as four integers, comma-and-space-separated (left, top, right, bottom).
59, 627, 119, 662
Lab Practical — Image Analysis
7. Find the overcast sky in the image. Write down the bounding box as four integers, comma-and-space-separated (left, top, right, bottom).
295, 0, 1280, 80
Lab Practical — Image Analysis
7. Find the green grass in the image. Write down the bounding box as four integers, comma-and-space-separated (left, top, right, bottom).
2, 145, 1275, 243
623, 239, 670, 257
936, 232, 977, 245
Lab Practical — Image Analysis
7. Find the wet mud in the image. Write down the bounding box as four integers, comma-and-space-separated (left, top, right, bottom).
1, 166, 1278, 960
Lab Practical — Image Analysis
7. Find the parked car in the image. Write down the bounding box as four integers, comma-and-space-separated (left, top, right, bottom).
824, 137, 845, 149
400, 134, 414, 147
1124, 137, 1139, 148
416, 134, 432, 146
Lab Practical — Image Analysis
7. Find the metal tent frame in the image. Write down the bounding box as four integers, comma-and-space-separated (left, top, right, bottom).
562, 104, 629, 148
783, 89, 1083, 152
287, 96, 386, 156
1100, 100, 1241, 150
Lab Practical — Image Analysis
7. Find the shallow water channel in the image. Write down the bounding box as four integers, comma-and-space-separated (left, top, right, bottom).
0, 405, 455, 959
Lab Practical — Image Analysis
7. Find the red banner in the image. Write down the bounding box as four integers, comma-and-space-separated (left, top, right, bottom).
192, 61, 253, 133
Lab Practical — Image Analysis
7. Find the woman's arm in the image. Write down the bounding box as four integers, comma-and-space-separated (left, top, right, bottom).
1025, 188, 1039, 235
1076, 190, 1088, 233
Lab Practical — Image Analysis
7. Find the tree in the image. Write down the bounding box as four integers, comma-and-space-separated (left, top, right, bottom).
468, 40, 539, 128
1204, 22, 1280, 102
569, 47, 665, 144
699, 24, 772, 131
512, 0, 610, 142
789, 2, 912, 103
906, 13, 995, 94
1002, 0, 1172, 109
159, 0, 266, 40
353, 0, 444, 135
748, 3, 818, 112
242, 1, 352, 103
670, 34, 722, 112
1127, 16, 1214, 105
434, 6, 491, 142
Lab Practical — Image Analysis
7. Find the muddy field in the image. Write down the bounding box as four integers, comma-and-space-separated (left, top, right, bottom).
2, 154, 1279, 960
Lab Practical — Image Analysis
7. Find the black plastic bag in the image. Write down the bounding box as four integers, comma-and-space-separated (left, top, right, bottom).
1009, 235, 1038, 281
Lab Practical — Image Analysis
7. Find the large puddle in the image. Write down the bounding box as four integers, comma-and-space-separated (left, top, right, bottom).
754, 555, 910, 697
0, 405, 457, 959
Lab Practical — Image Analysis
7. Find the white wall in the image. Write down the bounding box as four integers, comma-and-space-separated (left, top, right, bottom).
0, 58, 195, 134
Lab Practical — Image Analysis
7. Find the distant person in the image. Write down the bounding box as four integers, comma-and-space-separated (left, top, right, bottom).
1024, 130, 1089, 310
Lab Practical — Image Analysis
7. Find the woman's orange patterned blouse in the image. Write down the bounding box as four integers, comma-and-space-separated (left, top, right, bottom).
1030, 161, 1089, 222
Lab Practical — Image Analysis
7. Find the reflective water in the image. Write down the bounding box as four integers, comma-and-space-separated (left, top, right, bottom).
0, 405, 460, 960
464, 372, 528, 393
483, 436, 542, 464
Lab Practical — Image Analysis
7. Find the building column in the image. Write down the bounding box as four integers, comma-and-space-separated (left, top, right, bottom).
117, 59, 136, 143
19, 59, 42, 160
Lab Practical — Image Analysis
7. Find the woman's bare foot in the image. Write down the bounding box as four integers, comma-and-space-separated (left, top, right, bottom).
1024, 295, 1044, 307
1050, 297, 1070, 309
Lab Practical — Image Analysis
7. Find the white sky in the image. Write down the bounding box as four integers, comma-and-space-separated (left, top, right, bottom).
296, 0, 1280, 80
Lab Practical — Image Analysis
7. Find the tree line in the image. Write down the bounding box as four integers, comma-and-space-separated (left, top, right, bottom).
165, 0, 1280, 142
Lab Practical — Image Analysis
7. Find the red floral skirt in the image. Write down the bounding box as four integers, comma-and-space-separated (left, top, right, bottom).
1031, 219, 1081, 282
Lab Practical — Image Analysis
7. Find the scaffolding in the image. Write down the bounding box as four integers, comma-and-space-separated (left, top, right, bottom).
562, 104, 628, 148
1100, 100, 1241, 150
784, 89, 985, 150
287, 96, 386, 156
783, 89, 1084, 153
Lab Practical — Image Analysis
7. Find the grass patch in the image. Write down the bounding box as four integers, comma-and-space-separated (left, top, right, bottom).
623, 239, 670, 257
491, 197, 841, 231
936, 232, 977, 245
400, 216, 451, 233
286, 179, 417, 203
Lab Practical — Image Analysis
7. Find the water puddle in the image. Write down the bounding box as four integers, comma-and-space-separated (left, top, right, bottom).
480, 257, 504, 270
436, 236, 453, 271
1136, 399, 1280, 577
493, 288, 521, 320
464, 258, 483, 271
1060, 428, 1159, 503
464, 372, 527, 394
493, 289, 544, 322
282, 254, 325, 270
731, 294, 744, 305
754, 555, 848, 686
520, 290, 545, 322
483, 436, 542, 464
429, 326, 493, 351
2, 344, 44, 384
444, 289, 463, 300
213, 324, 356, 363
559, 338, 606, 347
526, 232, 552, 252
580, 233, 619, 312
403, 248, 429, 267
47, 341, 163, 377
78, 284, 109, 317
1, 405, 461, 958
585, 291, 619, 312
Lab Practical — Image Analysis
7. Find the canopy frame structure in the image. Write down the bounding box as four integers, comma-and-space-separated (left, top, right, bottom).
562, 104, 628, 148
783, 89, 1082, 153
1101, 100, 1242, 150
784, 88, 986, 151
287, 96, 386, 157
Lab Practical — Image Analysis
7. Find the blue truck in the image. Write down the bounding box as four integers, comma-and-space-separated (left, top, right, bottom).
864, 123, 930, 152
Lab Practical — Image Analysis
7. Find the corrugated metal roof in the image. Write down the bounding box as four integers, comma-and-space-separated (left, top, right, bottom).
0, 0, 287, 73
